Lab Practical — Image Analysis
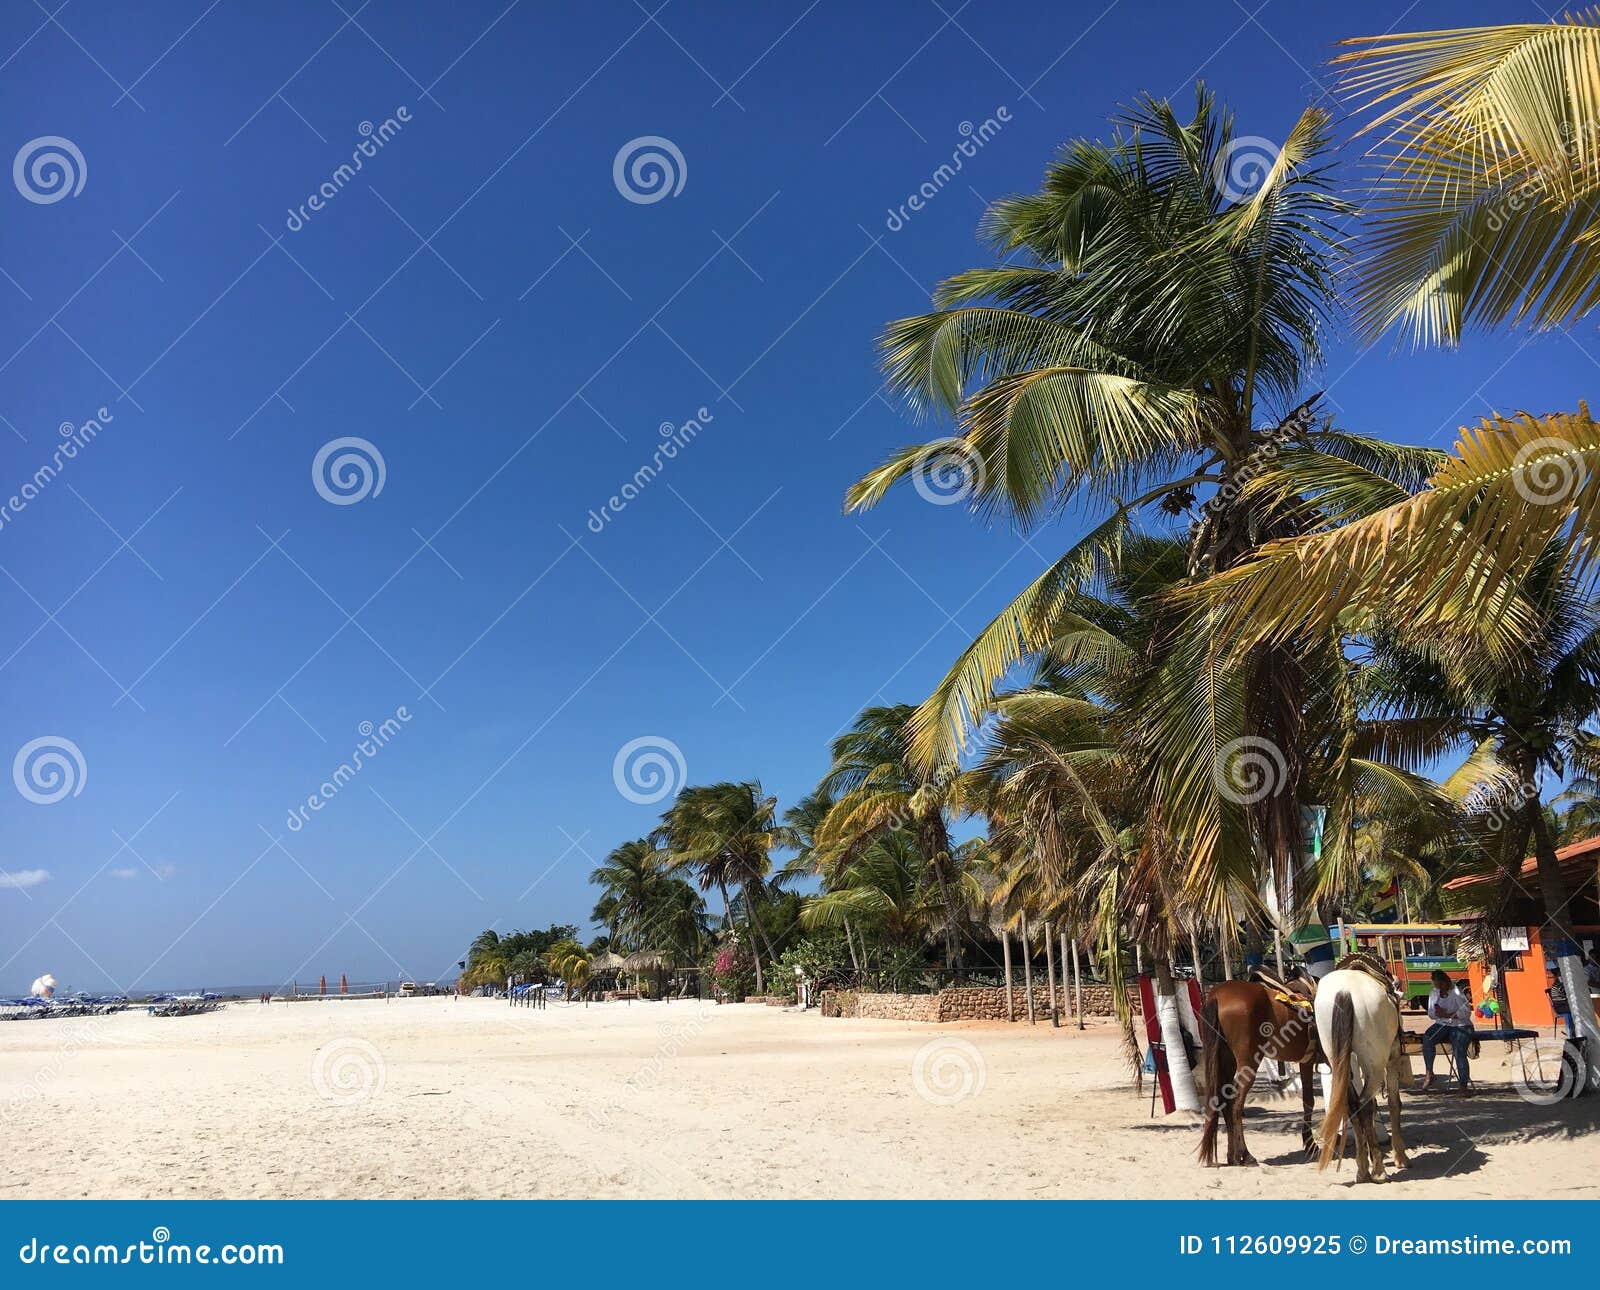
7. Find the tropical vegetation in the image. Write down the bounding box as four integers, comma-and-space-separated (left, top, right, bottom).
471, 15, 1600, 1092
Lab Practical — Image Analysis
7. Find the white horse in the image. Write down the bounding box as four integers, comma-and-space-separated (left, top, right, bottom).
1315, 961, 1411, 1183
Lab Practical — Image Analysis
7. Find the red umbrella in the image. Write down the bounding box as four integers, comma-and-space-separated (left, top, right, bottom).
319, 974, 326, 995
339, 974, 347, 995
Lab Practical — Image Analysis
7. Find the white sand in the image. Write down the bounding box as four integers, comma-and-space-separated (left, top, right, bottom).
1, 997, 1594, 1199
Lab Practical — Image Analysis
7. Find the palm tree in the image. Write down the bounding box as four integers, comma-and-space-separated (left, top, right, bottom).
1554, 778, 1600, 843
546, 939, 592, 998
461, 929, 508, 991
1335, 16, 1600, 344
589, 839, 709, 973
960, 533, 1450, 1094
800, 830, 948, 958
653, 782, 782, 993
1201, 509, 1600, 1071
844, 88, 1440, 920
589, 838, 667, 950
1365, 546, 1600, 1030
815, 705, 972, 971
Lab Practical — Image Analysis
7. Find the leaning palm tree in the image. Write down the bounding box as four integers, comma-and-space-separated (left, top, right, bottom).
1336, 16, 1600, 344
653, 782, 782, 993
845, 88, 1440, 922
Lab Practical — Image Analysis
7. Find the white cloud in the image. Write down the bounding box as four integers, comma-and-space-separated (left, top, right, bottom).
108, 867, 139, 880
0, 868, 50, 891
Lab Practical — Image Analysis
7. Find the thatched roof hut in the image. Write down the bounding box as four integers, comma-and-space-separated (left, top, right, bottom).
623, 950, 670, 971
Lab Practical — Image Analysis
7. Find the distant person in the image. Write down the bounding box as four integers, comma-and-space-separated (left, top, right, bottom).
1420, 970, 1474, 1096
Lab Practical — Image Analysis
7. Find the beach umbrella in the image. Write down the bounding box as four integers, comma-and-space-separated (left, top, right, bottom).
319, 974, 326, 995
340, 974, 347, 994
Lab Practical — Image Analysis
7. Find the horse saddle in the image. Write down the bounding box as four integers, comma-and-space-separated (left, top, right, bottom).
1334, 951, 1402, 1000
1249, 967, 1317, 1012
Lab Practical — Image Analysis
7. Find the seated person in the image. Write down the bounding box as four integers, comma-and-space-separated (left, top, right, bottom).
1420, 970, 1474, 1096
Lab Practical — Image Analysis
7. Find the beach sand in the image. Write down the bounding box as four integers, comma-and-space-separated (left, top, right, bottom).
2, 997, 1595, 1199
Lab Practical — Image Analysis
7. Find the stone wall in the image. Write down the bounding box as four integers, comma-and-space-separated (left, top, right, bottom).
818, 983, 1141, 1022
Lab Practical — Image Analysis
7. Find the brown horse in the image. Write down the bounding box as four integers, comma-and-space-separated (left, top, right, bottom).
1197, 979, 1320, 1167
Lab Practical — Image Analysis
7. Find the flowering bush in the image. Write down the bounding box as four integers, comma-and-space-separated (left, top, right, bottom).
710, 944, 754, 1000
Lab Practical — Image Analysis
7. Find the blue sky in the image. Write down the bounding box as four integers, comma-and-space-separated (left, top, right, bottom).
1, 0, 1590, 993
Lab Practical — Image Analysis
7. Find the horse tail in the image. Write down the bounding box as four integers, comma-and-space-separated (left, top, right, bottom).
1197, 996, 1231, 1167
1317, 991, 1354, 1172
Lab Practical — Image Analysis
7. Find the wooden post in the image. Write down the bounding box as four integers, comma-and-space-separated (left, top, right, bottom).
1070, 927, 1084, 1031
1044, 919, 1059, 1026
1189, 926, 1205, 986
1219, 918, 1233, 981
1021, 912, 1036, 1024
1002, 928, 1014, 1022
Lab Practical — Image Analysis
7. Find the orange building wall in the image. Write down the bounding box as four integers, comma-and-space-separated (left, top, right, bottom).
1466, 926, 1555, 1028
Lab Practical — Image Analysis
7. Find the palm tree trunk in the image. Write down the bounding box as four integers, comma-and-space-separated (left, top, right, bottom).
1070, 928, 1084, 1031
1530, 802, 1599, 1088
843, 916, 862, 976
742, 881, 782, 995
920, 816, 962, 974
745, 894, 770, 996
1059, 929, 1071, 1021
1154, 956, 1201, 1112
1002, 928, 1014, 1021
1044, 919, 1059, 1027
1020, 912, 1036, 1024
